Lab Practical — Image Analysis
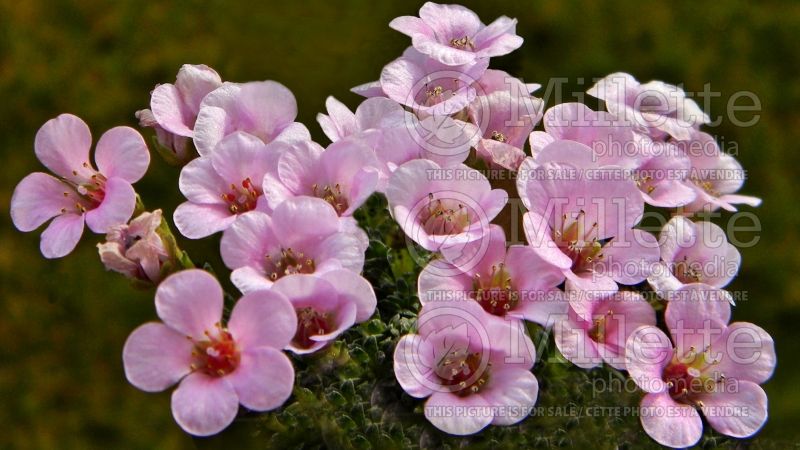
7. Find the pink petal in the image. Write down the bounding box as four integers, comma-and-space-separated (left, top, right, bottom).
312, 232, 365, 273
40, 212, 85, 259
151, 84, 194, 137
317, 270, 376, 323
228, 289, 297, 350
10, 172, 74, 232
34, 113, 93, 181
228, 347, 294, 411
418, 2, 481, 43
393, 334, 436, 398
94, 126, 150, 183
230, 266, 273, 294
389, 16, 434, 38
238, 81, 298, 136
174, 64, 223, 114
624, 325, 672, 393
192, 100, 230, 156
480, 367, 538, 426
700, 380, 768, 438
155, 269, 223, 339
122, 322, 193, 392
270, 197, 340, 244
712, 322, 776, 384
350, 80, 385, 98
640, 392, 703, 448
276, 140, 324, 194
424, 391, 492, 436
173, 202, 237, 239
210, 132, 278, 187
594, 228, 660, 285
171, 373, 238, 436
178, 156, 228, 204
665, 284, 731, 351
554, 315, 601, 369
84, 177, 137, 233
521, 211, 573, 269
219, 211, 275, 271
317, 96, 357, 141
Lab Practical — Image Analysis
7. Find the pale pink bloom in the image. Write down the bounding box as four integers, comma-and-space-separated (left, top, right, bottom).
647, 216, 740, 302
137, 64, 222, 161
393, 300, 538, 435
316, 96, 471, 182
418, 225, 566, 326
676, 131, 761, 212
530, 103, 696, 206
587, 72, 710, 141
123, 269, 297, 436
379, 47, 489, 116
11, 114, 150, 258
554, 291, 655, 369
389, 2, 523, 66
173, 132, 278, 238
193, 81, 310, 156
468, 71, 543, 170
529, 102, 639, 168
385, 159, 507, 252
630, 136, 696, 207
261, 137, 380, 216
517, 141, 659, 318
270, 270, 376, 354
626, 284, 775, 447
97, 209, 169, 284
220, 197, 366, 294
135, 108, 191, 163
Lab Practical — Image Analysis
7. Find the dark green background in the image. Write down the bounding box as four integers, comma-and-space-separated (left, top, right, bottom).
1, 1, 797, 448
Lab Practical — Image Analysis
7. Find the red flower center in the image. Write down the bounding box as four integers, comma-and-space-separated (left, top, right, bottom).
436, 348, 490, 397
191, 327, 240, 377
265, 248, 316, 281
221, 177, 260, 214
293, 307, 333, 349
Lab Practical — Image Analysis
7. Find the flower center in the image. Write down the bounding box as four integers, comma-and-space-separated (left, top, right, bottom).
265, 247, 316, 281
293, 307, 334, 349
58, 163, 108, 214
312, 183, 349, 215
221, 177, 260, 214
553, 210, 605, 272
673, 255, 703, 283
490, 130, 507, 143
190, 325, 240, 377
633, 172, 657, 195
662, 346, 726, 405
449, 35, 475, 50
587, 310, 613, 343
472, 263, 518, 315
420, 194, 472, 236
690, 175, 720, 197
435, 348, 489, 396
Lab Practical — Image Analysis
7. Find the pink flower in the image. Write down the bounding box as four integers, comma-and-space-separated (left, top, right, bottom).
122, 269, 297, 436
270, 270, 376, 354
193, 81, 310, 156
554, 291, 655, 369
97, 209, 169, 284
137, 64, 223, 162
587, 72, 710, 141
385, 159, 507, 252
261, 137, 381, 216
389, 2, 523, 66
626, 284, 775, 447
647, 216, 740, 301
379, 47, 489, 116
529, 102, 642, 168
418, 225, 567, 326
677, 131, 761, 213
393, 300, 538, 435
316, 96, 471, 183
630, 137, 696, 207
173, 132, 278, 238
468, 71, 543, 170
11, 114, 150, 258
517, 141, 659, 317
135, 108, 191, 164
220, 197, 366, 294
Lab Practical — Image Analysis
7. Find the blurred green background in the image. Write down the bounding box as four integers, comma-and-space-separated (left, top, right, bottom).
1, 0, 798, 448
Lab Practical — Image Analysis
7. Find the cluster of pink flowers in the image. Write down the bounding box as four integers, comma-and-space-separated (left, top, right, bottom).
9, 2, 773, 446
